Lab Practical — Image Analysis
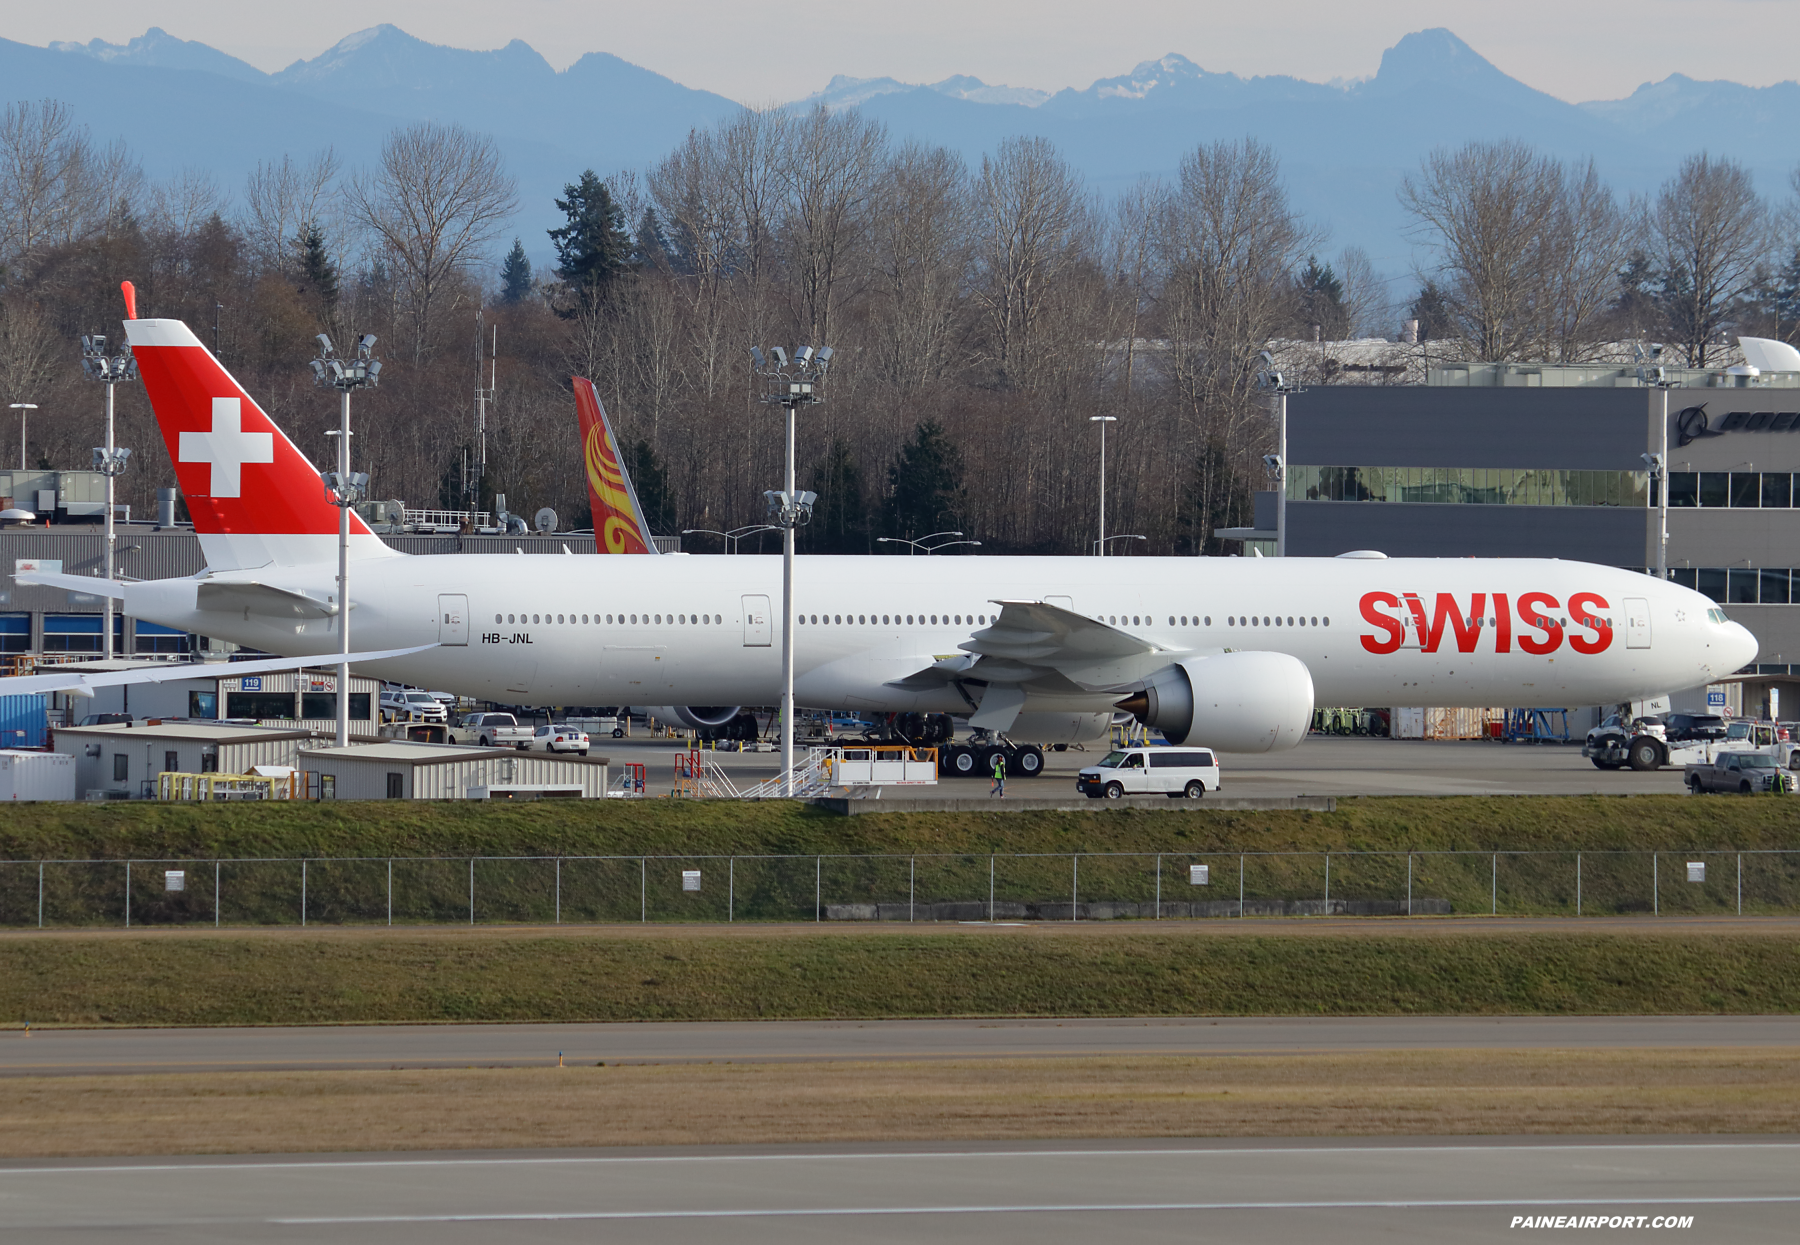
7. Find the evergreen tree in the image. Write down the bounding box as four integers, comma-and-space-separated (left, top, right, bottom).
548, 170, 632, 315
499, 238, 533, 303
296, 224, 339, 309
1775, 247, 1800, 344
622, 438, 675, 535
1294, 255, 1346, 337
633, 207, 671, 269
1408, 280, 1453, 342
884, 420, 966, 543
1180, 440, 1252, 556
805, 438, 869, 553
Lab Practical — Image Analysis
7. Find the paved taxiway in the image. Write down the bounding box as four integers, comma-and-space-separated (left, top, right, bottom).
2, 1139, 1792, 1243
606, 735, 1688, 798
7, 1015, 1798, 1076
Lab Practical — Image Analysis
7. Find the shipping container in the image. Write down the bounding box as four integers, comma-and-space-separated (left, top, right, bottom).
0, 750, 76, 800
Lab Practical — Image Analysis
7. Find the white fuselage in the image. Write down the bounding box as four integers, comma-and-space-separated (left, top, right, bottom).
112, 553, 1754, 719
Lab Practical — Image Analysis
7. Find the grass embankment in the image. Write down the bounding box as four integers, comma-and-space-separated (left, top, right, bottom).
9, 1049, 1798, 1155
4, 929, 1797, 1026
5, 794, 1800, 861
6, 796, 1800, 927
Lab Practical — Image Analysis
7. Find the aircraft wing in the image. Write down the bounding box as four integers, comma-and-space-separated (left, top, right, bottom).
574, 377, 658, 555
0, 645, 440, 698
885, 600, 1179, 732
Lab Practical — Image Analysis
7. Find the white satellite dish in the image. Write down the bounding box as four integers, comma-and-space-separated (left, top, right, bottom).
533, 507, 558, 534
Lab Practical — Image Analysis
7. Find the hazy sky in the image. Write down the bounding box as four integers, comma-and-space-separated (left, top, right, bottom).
11, 0, 1800, 103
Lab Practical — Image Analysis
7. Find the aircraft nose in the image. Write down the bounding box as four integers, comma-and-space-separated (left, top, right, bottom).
1727, 621, 1759, 675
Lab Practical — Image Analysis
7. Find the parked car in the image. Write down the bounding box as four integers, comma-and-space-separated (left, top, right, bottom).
1664, 713, 1728, 743
450, 712, 533, 749
394, 690, 446, 725
531, 723, 590, 755
1685, 751, 1792, 794
1077, 746, 1220, 799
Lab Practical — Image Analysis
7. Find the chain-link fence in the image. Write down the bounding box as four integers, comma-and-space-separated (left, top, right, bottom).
1, 850, 1795, 928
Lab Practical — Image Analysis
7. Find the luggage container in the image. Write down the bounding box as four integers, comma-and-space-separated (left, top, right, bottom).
0, 750, 76, 801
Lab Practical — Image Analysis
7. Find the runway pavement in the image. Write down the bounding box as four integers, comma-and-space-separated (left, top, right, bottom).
1, 1138, 1792, 1243
607, 735, 1687, 799
7, 1015, 1798, 1076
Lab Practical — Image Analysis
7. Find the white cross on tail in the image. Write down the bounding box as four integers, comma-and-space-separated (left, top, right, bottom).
178, 398, 274, 498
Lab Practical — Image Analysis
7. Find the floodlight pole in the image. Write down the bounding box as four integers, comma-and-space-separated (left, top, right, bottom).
334, 388, 351, 747
1275, 391, 1288, 558
1657, 386, 1670, 580
752, 346, 830, 797
80, 339, 136, 660
311, 334, 380, 748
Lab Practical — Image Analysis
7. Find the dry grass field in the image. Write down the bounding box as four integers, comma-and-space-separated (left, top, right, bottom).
4, 1048, 1796, 1157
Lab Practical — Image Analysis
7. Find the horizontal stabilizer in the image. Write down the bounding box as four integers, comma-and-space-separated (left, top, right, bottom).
13, 570, 127, 599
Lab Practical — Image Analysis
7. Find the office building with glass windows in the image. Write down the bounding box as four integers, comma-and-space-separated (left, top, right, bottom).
1276, 364, 1800, 714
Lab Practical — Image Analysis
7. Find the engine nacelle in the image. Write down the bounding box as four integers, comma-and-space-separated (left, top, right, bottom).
647, 705, 743, 730
1006, 711, 1114, 746
1117, 651, 1314, 752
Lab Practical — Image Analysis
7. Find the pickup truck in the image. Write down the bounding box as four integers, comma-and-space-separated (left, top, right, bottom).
450, 712, 533, 749
1684, 751, 1792, 795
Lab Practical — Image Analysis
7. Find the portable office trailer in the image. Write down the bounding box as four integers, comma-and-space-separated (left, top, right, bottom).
53, 663, 381, 732
0, 750, 76, 800
298, 741, 609, 800
51, 722, 314, 799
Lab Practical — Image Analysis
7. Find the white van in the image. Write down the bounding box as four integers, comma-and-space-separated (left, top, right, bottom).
1077, 747, 1221, 799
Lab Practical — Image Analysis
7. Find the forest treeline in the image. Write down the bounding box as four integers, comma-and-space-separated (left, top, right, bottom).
3, 99, 1800, 554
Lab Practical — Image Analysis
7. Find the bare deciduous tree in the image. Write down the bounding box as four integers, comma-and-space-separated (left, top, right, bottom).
778, 103, 885, 347
1649, 153, 1768, 366
243, 150, 341, 274
347, 123, 517, 360
974, 136, 1090, 388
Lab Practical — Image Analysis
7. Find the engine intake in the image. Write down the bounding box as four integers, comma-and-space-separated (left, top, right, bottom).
1116, 651, 1314, 752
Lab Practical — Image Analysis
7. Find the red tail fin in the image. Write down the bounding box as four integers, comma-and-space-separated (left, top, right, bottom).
574, 378, 657, 555
124, 317, 391, 570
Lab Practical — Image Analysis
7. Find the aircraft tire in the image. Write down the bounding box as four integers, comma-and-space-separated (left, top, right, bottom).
1628, 740, 1662, 771
1009, 746, 1044, 777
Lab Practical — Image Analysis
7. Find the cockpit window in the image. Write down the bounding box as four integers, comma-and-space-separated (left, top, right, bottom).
1707, 608, 1730, 623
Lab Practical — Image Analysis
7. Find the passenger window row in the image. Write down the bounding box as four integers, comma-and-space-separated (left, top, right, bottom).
799, 613, 988, 626
495, 613, 721, 625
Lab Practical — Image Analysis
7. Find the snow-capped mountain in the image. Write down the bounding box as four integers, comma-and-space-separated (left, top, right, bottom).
16, 24, 1800, 267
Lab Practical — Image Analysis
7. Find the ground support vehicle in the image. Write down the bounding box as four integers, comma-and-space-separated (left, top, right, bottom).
450, 712, 533, 749
1583, 714, 1673, 771
1584, 710, 1750, 772
938, 736, 1046, 779
1684, 751, 1792, 794
531, 723, 590, 755
1077, 746, 1220, 799
380, 687, 447, 726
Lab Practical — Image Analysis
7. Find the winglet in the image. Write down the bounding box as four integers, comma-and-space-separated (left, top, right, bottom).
121, 281, 137, 320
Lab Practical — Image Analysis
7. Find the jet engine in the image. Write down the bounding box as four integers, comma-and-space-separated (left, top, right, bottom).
1114, 651, 1314, 752
649, 705, 743, 730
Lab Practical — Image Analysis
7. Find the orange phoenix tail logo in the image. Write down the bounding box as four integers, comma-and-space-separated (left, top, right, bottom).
573, 377, 656, 555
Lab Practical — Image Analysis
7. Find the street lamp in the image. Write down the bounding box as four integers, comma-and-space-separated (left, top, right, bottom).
682, 524, 780, 555
1089, 415, 1116, 555
6, 404, 35, 471
876, 531, 979, 555
749, 343, 832, 795
1091, 534, 1147, 555
310, 332, 380, 748
1638, 343, 1674, 581
1255, 351, 1299, 557
81, 335, 138, 659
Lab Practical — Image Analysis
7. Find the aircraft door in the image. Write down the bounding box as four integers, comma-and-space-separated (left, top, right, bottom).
1624, 598, 1650, 650
742, 595, 771, 647
438, 594, 469, 646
